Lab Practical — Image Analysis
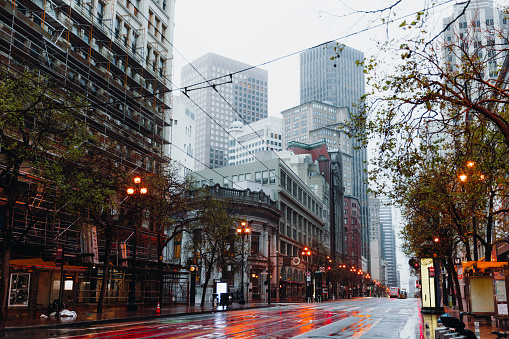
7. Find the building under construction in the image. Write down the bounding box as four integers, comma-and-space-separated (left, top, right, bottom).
0, 0, 187, 313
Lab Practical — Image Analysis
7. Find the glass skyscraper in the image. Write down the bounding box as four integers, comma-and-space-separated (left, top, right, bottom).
300, 43, 365, 113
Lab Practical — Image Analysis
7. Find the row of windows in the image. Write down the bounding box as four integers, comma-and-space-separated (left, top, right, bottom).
312, 111, 336, 120
280, 170, 322, 217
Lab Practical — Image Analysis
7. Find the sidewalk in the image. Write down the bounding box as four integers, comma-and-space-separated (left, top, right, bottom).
0, 301, 275, 332
436, 306, 507, 338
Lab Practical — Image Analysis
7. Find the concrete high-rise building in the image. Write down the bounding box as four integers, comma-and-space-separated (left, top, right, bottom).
2, 0, 175, 170
379, 196, 399, 288
181, 54, 268, 170
443, 0, 508, 81
297, 43, 369, 272
228, 117, 283, 166
281, 101, 349, 149
369, 196, 384, 283
288, 142, 344, 262
430, 0, 509, 154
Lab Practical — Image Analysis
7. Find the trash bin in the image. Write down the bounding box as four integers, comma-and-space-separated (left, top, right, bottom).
212, 293, 219, 308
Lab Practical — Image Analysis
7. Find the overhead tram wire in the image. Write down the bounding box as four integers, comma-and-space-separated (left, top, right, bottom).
169, 0, 457, 182
2, 0, 455, 115
171, 0, 457, 91
175, 82, 282, 179
169, 138, 248, 191
4, 0, 458, 172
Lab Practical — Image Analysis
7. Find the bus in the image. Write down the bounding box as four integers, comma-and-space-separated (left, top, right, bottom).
389, 287, 400, 298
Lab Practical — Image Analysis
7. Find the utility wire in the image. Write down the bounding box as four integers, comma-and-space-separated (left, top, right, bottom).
169, 136, 254, 191
173, 0, 457, 180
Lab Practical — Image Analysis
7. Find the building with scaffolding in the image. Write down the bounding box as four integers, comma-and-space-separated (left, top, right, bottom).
0, 0, 182, 312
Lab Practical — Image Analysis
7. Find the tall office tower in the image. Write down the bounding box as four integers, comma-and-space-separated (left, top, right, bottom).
299, 43, 369, 272
368, 196, 384, 282
379, 196, 399, 288
181, 54, 268, 170
431, 0, 509, 153
443, 0, 508, 81
228, 117, 283, 166
300, 43, 365, 111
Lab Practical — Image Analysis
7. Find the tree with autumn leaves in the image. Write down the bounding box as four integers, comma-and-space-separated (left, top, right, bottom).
0, 63, 238, 317
344, 2, 509, 308
0, 65, 93, 319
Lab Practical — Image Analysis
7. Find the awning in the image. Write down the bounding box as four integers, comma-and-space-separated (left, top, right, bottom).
461, 261, 508, 271
10, 258, 86, 271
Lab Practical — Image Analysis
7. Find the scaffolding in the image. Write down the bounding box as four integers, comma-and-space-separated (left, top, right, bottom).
0, 0, 175, 303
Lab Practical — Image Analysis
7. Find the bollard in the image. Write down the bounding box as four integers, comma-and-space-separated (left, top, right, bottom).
435, 327, 449, 339
474, 321, 480, 338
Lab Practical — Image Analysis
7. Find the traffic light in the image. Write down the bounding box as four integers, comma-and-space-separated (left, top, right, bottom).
433, 235, 440, 243
408, 258, 419, 270
190, 265, 198, 272
327, 266, 332, 271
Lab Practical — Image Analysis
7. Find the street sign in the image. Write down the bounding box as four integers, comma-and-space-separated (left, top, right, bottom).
429, 267, 435, 278
306, 272, 311, 282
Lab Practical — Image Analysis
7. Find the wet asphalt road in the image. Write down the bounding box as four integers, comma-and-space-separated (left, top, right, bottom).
0, 297, 423, 338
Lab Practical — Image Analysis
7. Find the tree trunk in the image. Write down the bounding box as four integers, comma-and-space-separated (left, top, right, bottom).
97, 233, 112, 313
0, 205, 14, 320
463, 239, 472, 262
451, 261, 463, 311
200, 265, 212, 307
486, 196, 495, 261
158, 249, 164, 305
0, 242, 11, 320
446, 258, 456, 307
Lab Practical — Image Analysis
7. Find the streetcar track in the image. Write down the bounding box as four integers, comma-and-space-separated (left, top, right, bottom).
60, 306, 356, 339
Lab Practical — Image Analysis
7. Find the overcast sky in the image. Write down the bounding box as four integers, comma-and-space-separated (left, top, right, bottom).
170, 0, 504, 289
172, 0, 459, 113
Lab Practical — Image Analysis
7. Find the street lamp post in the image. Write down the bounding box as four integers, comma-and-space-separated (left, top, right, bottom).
126, 176, 147, 311
237, 221, 250, 305
301, 247, 311, 302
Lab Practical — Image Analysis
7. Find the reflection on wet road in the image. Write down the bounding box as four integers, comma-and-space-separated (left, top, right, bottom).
1, 297, 422, 338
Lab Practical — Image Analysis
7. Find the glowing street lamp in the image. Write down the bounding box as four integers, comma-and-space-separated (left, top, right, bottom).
301, 247, 312, 301
237, 221, 250, 305
126, 176, 148, 311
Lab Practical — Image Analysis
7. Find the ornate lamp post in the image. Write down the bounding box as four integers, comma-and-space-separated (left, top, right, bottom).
126, 176, 147, 311
301, 247, 312, 301
237, 221, 250, 305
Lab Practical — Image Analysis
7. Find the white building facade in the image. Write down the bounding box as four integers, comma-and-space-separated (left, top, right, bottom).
169, 95, 196, 175
228, 116, 283, 166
